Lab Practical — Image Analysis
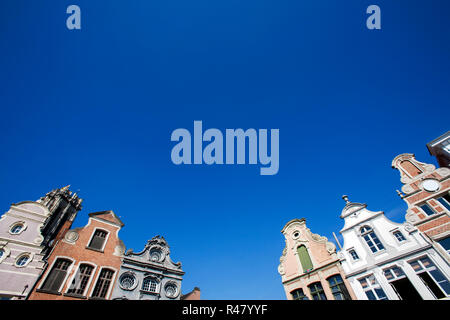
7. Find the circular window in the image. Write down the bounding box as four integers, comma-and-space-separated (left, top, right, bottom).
165, 283, 178, 298
150, 249, 162, 262
16, 255, 30, 267
10, 224, 24, 234
119, 273, 137, 290
292, 230, 301, 240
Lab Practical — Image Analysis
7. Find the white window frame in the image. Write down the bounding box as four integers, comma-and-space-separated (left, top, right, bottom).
65, 261, 98, 296
87, 228, 110, 252
358, 274, 388, 300
14, 252, 34, 268
38, 256, 75, 292
88, 266, 117, 299
9, 221, 27, 235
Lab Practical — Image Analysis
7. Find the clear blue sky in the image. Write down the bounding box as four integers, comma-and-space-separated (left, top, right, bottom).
0, 1, 449, 299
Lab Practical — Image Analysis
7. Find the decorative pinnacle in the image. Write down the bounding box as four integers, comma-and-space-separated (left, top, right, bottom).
342, 195, 350, 203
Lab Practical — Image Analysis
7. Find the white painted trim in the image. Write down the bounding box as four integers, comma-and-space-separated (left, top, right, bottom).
8, 221, 28, 235
64, 261, 98, 296
87, 227, 110, 252
88, 266, 118, 299
14, 252, 34, 268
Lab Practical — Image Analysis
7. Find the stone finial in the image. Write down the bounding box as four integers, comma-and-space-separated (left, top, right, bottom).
342, 195, 350, 203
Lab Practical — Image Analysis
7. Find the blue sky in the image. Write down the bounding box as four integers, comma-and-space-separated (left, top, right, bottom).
0, 1, 449, 299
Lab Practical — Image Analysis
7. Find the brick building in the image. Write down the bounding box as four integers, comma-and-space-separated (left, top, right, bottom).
392, 153, 450, 260
0, 186, 81, 300
29, 210, 125, 300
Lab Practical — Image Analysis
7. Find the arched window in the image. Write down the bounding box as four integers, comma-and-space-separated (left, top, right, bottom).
297, 245, 313, 273
360, 226, 384, 253
393, 231, 406, 242
41, 258, 72, 292
291, 288, 308, 300
91, 268, 114, 299
308, 282, 327, 300
88, 229, 108, 251
142, 277, 158, 293
327, 275, 351, 300
67, 264, 94, 296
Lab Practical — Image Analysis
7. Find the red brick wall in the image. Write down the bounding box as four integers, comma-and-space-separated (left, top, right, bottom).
29, 217, 123, 300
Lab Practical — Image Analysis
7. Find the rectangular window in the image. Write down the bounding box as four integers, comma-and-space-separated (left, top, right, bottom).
438, 236, 450, 253
41, 259, 72, 292
88, 230, 107, 251
349, 249, 359, 260
92, 269, 114, 299
409, 256, 450, 299
358, 275, 388, 300
328, 275, 351, 300
393, 231, 406, 242
419, 203, 435, 216
437, 195, 450, 211
308, 282, 327, 300
67, 264, 94, 296
291, 288, 309, 300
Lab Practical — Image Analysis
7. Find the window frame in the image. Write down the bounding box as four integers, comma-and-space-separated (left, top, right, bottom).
327, 274, 351, 300
89, 267, 117, 300
65, 262, 97, 297
360, 226, 385, 253
392, 230, 407, 243
408, 256, 450, 298
358, 274, 388, 300
436, 194, 450, 212
86, 228, 110, 252
141, 276, 160, 294
15, 253, 33, 268
308, 281, 327, 300
9, 221, 27, 235
418, 202, 436, 216
290, 288, 309, 300
348, 248, 359, 261
39, 256, 74, 293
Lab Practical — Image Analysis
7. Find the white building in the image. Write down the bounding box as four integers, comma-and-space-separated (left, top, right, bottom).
338, 195, 450, 300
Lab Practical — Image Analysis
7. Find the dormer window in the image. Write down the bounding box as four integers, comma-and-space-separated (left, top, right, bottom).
88, 229, 108, 251
360, 226, 384, 253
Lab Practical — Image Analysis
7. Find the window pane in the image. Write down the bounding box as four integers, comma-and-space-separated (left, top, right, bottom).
438, 236, 450, 251
420, 204, 435, 216
437, 198, 450, 211
429, 269, 450, 295
366, 290, 376, 300
375, 288, 387, 300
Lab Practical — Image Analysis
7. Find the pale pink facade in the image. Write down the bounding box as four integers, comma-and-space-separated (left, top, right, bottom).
278, 218, 356, 300
0, 202, 49, 299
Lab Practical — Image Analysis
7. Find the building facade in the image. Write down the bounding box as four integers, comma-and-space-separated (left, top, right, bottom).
28, 210, 126, 300
0, 186, 82, 300
426, 131, 450, 168
110, 235, 184, 300
278, 218, 356, 300
392, 153, 450, 260
338, 196, 450, 300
